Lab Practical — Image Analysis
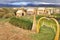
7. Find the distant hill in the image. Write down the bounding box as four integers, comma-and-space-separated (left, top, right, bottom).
0, 2, 60, 7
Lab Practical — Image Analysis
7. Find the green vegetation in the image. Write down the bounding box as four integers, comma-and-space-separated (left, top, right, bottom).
39, 18, 57, 31
36, 15, 44, 20
52, 14, 60, 18
9, 17, 33, 30
20, 16, 33, 22
31, 26, 55, 40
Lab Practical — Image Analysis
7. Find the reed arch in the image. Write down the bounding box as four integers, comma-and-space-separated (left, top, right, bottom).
36, 17, 59, 40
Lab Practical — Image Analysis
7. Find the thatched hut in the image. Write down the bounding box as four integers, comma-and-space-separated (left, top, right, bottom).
16, 8, 26, 17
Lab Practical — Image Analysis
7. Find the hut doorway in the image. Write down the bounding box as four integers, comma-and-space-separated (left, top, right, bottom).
22, 13, 24, 16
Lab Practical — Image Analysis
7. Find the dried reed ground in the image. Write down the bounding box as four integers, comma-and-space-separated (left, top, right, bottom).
0, 22, 33, 40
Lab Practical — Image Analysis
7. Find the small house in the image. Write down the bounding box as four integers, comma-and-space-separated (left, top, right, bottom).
16, 8, 26, 17
27, 8, 35, 15
37, 7, 46, 15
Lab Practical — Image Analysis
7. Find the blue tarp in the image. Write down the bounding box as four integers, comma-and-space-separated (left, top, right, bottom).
0, 0, 60, 7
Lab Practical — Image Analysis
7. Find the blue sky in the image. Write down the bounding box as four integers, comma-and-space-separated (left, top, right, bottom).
0, 0, 60, 3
